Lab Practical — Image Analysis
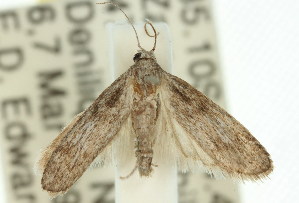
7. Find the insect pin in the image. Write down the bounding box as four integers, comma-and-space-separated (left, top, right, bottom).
37, 2, 273, 197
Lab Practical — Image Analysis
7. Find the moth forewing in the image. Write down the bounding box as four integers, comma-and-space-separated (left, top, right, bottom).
38, 71, 132, 197
162, 72, 273, 180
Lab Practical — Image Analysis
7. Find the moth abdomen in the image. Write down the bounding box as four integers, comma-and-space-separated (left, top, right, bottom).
135, 148, 154, 176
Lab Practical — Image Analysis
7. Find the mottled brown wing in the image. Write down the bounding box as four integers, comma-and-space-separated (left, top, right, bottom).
162, 73, 273, 180
39, 71, 131, 196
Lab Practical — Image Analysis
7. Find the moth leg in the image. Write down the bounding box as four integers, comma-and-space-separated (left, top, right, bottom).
120, 164, 138, 180
151, 163, 158, 167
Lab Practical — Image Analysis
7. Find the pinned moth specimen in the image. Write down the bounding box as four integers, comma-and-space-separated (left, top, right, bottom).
37, 2, 273, 197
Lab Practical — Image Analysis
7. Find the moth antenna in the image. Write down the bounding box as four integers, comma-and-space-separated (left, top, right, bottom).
96, 2, 144, 50
144, 19, 158, 51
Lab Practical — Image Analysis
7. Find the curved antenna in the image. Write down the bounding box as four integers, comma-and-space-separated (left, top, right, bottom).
96, 2, 143, 50
144, 19, 158, 51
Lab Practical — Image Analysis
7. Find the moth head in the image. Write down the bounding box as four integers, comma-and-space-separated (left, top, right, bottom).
133, 50, 156, 62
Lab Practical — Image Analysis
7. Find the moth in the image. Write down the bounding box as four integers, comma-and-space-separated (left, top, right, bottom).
37, 2, 273, 197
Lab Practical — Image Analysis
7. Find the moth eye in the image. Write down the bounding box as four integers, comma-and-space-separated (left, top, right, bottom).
133, 53, 142, 62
